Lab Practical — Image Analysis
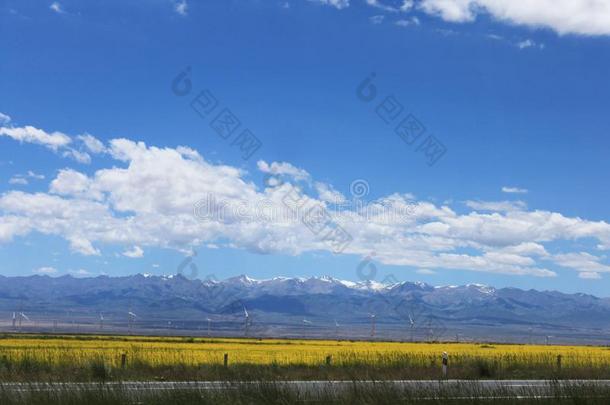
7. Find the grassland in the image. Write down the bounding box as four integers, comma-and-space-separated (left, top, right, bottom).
1, 333, 610, 382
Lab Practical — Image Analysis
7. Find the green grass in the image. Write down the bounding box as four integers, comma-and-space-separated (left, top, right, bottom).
2, 356, 610, 382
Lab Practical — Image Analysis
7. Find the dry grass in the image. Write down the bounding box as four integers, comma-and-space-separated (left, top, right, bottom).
1, 333, 609, 381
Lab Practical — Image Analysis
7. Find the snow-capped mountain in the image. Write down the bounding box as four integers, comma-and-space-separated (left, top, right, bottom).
0, 274, 609, 343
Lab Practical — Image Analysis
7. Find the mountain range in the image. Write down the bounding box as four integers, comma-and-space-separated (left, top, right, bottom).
1, 274, 609, 344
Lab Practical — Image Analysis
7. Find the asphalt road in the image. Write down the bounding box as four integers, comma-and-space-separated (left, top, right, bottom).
2, 380, 610, 395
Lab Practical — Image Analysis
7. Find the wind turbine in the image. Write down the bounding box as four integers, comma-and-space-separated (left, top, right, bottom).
206, 317, 212, 337
17, 301, 24, 332
99, 313, 104, 331
408, 313, 416, 342
243, 305, 250, 337
19, 312, 29, 332
334, 319, 339, 338
12, 312, 16, 331
369, 313, 376, 338
302, 318, 312, 335
128, 310, 137, 334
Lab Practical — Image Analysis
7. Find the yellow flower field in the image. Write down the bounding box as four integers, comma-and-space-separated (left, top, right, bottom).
1, 334, 610, 370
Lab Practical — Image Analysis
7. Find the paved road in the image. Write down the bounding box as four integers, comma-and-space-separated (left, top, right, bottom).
2, 379, 610, 396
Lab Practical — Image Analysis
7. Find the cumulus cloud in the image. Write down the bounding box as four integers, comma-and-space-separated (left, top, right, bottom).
77, 134, 107, 154
0, 113, 11, 125
315, 182, 347, 204
309, 0, 610, 36
551, 252, 610, 273
1, 121, 610, 278
62, 148, 91, 164
8, 171, 45, 186
417, 0, 610, 36
257, 160, 310, 181
366, 0, 413, 13
465, 200, 526, 212
0, 121, 106, 164
0, 125, 71, 151
123, 246, 144, 258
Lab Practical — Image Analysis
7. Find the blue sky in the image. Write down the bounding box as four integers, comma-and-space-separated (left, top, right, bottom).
2, 0, 610, 295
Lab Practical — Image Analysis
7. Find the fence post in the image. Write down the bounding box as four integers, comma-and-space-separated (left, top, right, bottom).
223, 353, 229, 367
557, 355, 562, 370
120, 353, 127, 369
325, 355, 332, 366
442, 352, 448, 378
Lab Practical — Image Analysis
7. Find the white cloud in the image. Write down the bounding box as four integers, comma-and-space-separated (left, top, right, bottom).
517, 39, 534, 49
395, 16, 420, 26
551, 252, 610, 273
417, 0, 610, 36
465, 200, 526, 212
3, 121, 610, 279
502, 186, 528, 194
8, 171, 45, 186
257, 160, 310, 181
0, 123, 105, 164
8, 177, 28, 185
62, 148, 91, 164
69, 236, 101, 256
366, 0, 413, 13
517, 39, 544, 50
77, 134, 106, 154
315, 182, 347, 204
416, 268, 436, 275
50, 168, 101, 200
419, 0, 473, 22
0, 113, 11, 125
175, 0, 188, 16
49, 2, 64, 14
0, 125, 71, 151
494, 242, 548, 257
486, 33, 503, 41
70, 269, 92, 277
26, 171, 45, 180
123, 246, 144, 258
310, 0, 350, 9
579, 271, 602, 280
370, 15, 385, 24
33, 266, 57, 275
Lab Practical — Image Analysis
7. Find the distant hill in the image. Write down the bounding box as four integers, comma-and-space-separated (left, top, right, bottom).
1, 274, 609, 344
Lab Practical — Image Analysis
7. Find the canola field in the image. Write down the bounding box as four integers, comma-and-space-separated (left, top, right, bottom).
1, 334, 610, 370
